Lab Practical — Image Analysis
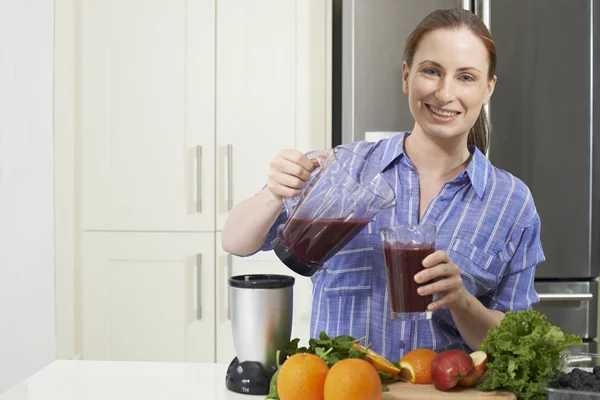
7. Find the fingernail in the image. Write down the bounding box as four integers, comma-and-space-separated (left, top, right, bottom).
414, 274, 421, 283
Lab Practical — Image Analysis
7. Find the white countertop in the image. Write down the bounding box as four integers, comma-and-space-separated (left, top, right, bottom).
0, 360, 266, 400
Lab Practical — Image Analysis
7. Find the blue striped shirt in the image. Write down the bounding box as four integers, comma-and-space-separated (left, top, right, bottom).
252, 131, 545, 362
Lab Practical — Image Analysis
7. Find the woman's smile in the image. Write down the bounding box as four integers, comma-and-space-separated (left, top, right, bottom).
425, 104, 461, 123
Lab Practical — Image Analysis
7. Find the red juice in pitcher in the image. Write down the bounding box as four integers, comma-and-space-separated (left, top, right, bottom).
272, 147, 397, 277
282, 217, 371, 264
383, 242, 434, 315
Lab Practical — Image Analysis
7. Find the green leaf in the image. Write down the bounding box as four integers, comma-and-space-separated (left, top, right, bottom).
379, 370, 402, 384
286, 338, 300, 358
476, 310, 583, 400
333, 335, 356, 344
378, 371, 393, 381
319, 331, 331, 341
315, 347, 328, 358
310, 338, 333, 348
347, 346, 367, 359
265, 351, 282, 400
333, 341, 354, 353
326, 353, 341, 367
265, 370, 280, 400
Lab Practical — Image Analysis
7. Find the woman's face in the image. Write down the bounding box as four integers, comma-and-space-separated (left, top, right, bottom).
403, 28, 496, 143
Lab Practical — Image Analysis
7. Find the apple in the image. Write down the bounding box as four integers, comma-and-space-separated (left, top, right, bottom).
430, 349, 474, 391
457, 351, 488, 387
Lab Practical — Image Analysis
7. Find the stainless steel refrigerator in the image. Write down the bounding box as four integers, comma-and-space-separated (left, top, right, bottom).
333, 0, 599, 352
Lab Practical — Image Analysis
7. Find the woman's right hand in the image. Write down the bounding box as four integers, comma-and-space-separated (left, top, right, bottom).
267, 149, 316, 201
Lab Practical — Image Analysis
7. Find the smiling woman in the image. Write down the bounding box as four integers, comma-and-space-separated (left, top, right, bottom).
222, 8, 545, 362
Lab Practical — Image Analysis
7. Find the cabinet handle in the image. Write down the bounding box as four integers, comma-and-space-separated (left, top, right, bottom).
227, 144, 233, 211
537, 293, 593, 302
226, 253, 232, 319
196, 145, 202, 213
196, 253, 202, 320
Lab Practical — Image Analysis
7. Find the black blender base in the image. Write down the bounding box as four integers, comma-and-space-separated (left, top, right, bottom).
225, 357, 276, 395
272, 237, 321, 277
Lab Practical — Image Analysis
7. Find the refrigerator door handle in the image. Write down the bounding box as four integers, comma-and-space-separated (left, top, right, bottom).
537, 293, 593, 302
474, 0, 490, 24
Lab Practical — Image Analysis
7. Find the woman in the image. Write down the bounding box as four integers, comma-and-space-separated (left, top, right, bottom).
221, 8, 545, 360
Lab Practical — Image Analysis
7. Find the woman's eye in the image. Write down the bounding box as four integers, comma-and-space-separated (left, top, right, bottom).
423, 68, 439, 76
459, 74, 475, 82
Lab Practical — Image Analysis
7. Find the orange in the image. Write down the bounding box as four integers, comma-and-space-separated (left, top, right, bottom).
323, 358, 382, 400
352, 344, 400, 376
277, 353, 329, 400
398, 348, 438, 384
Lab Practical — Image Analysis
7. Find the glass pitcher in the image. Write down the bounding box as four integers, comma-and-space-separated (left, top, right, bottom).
272, 146, 396, 277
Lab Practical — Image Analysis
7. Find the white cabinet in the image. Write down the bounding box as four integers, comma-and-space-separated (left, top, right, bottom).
215, 0, 296, 230
215, 0, 330, 230
82, 232, 215, 362
80, 0, 215, 232
62, 0, 330, 363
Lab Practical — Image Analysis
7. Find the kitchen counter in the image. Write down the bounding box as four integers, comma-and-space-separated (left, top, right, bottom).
0, 360, 265, 400
0, 360, 518, 400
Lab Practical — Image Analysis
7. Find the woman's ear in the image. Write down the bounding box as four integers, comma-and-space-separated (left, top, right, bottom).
402, 62, 410, 94
484, 75, 497, 105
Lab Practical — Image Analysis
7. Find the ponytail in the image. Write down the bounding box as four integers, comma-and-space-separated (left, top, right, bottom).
468, 107, 491, 154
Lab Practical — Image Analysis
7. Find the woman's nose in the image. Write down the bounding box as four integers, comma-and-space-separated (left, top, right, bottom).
435, 78, 456, 102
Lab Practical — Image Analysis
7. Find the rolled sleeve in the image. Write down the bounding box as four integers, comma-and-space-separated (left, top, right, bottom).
483, 215, 546, 312
259, 207, 287, 252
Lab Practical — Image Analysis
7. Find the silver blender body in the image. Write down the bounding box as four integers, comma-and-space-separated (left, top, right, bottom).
225, 274, 294, 395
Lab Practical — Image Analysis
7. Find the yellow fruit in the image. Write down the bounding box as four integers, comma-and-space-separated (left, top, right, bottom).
352, 344, 400, 376
399, 348, 438, 384
323, 358, 382, 400
277, 353, 329, 400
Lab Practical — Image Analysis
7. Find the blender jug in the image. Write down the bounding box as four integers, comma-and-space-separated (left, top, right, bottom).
225, 274, 294, 395
273, 146, 396, 277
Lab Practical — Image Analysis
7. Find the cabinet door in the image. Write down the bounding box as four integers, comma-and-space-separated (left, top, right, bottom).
215, 233, 312, 363
81, 0, 215, 231
215, 0, 330, 230
82, 232, 215, 362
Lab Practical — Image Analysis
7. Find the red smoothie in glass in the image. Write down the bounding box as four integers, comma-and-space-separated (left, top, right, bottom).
383, 242, 434, 313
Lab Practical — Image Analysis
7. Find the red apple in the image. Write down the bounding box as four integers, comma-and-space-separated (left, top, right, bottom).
430, 349, 474, 391
457, 351, 488, 387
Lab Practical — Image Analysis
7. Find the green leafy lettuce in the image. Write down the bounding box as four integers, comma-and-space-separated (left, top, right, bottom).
477, 310, 582, 400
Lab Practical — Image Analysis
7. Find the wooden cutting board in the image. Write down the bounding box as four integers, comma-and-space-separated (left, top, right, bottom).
382, 381, 516, 399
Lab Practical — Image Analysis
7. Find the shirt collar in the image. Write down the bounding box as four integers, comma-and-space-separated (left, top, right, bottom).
379, 131, 490, 199
464, 146, 490, 199
379, 131, 409, 172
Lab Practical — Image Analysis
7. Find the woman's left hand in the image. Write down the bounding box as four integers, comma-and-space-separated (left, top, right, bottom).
414, 250, 465, 312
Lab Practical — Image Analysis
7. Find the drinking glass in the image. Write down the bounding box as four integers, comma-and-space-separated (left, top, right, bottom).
381, 224, 436, 321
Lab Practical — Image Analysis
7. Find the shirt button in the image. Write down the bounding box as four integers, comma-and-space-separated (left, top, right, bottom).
440, 197, 447, 202
399, 341, 405, 349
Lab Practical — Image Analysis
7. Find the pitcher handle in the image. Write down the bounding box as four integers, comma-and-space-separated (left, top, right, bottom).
282, 149, 329, 218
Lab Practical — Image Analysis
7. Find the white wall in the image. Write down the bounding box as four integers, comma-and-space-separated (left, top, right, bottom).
0, 0, 56, 393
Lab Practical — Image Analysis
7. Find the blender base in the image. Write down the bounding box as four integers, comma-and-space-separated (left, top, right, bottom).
272, 237, 321, 277
225, 357, 276, 395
